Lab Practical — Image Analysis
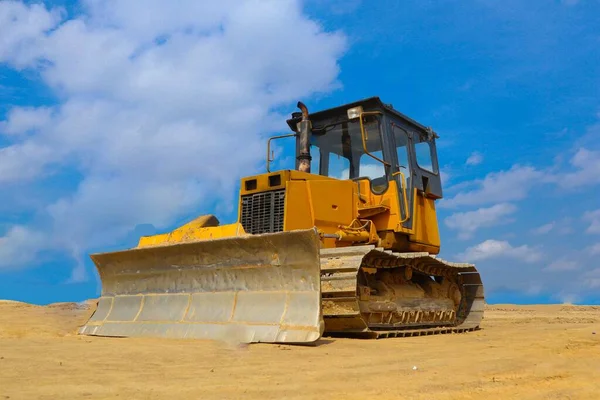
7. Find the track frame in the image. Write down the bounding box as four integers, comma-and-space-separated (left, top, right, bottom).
320, 246, 485, 338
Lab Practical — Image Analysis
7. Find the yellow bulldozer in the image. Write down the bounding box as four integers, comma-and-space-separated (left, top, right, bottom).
79, 97, 484, 343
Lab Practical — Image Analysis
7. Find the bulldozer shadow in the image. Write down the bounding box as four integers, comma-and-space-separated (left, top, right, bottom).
302, 338, 336, 347
251, 338, 335, 349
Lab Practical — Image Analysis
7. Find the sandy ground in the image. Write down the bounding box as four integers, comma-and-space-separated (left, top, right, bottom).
0, 300, 599, 399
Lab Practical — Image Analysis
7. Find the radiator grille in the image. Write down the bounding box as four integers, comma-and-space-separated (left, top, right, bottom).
240, 189, 285, 234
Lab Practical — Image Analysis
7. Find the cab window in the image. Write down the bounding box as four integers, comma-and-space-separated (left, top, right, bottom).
359, 151, 386, 179
310, 144, 321, 174
415, 140, 437, 173
393, 125, 410, 176
329, 153, 351, 180
310, 115, 385, 184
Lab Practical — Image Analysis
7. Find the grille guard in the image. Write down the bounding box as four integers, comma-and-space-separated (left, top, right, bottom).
240, 189, 285, 234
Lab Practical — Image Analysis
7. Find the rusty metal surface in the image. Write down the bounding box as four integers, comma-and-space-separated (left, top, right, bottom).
78, 229, 324, 343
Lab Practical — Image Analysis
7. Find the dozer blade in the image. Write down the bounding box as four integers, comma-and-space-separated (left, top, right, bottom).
79, 229, 324, 344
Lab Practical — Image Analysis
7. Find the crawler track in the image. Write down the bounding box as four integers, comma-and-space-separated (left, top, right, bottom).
320, 246, 485, 338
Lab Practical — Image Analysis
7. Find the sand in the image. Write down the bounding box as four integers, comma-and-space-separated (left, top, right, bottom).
0, 300, 599, 399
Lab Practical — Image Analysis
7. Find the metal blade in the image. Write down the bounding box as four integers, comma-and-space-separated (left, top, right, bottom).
79, 228, 323, 343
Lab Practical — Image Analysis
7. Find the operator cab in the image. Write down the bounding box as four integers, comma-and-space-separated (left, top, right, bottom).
285, 97, 443, 222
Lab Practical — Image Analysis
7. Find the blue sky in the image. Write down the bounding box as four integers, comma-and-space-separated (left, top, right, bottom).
0, 0, 599, 305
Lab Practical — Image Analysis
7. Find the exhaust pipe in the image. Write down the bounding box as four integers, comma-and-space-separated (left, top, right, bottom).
296, 101, 312, 173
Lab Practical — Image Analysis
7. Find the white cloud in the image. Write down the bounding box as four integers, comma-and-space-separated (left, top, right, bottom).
0, 106, 54, 136
531, 222, 555, 235
554, 148, 600, 189
465, 151, 483, 166
0, 1, 64, 67
440, 170, 450, 186
0, 0, 346, 276
359, 164, 386, 179
0, 226, 48, 271
441, 165, 544, 208
583, 209, 600, 234
457, 239, 542, 263
339, 163, 385, 180
0, 141, 55, 183
543, 258, 578, 272
444, 203, 517, 239
442, 147, 600, 209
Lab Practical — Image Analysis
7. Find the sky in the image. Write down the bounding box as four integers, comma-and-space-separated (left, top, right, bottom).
0, 0, 599, 305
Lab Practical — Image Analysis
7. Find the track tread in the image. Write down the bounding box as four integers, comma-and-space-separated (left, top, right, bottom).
319, 246, 485, 338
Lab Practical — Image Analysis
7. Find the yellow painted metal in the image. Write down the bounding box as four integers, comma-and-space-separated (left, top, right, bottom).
137, 216, 246, 248
335, 219, 378, 244
77, 96, 474, 345
284, 179, 355, 232
79, 229, 324, 343
409, 188, 441, 249
81, 160, 444, 344
239, 168, 440, 252
392, 170, 410, 223
106, 166, 436, 254
357, 180, 405, 232
284, 181, 314, 231
241, 171, 289, 195
306, 180, 356, 228
357, 204, 389, 218
240, 170, 337, 196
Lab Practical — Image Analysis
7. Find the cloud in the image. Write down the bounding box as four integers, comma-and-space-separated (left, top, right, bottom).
440, 165, 544, 208
339, 163, 385, 180
0, 0, 346, 277
587, 243, 600, 255
457, 239, 542, 263
552, 217, 576, 235
553, 148, 600, 189
440, 170, 450, 186
543, 258, 578, 272
0, 226, 48, 271
444, 203, 517, 239
583, 209, 600, 234
531, 222, 555, 235
0, 0, 64, 67
0, 141, 55, 183
441, 147, 600, 209
465, 151, 483, 166
0, 106, 55, 136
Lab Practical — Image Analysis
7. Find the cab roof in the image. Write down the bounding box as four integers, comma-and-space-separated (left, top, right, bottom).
285, 96, 436, 137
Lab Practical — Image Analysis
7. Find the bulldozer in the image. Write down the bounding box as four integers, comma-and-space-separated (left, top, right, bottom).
79, 97, 485, 343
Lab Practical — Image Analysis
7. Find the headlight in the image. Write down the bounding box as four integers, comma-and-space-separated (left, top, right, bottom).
347, 106, 363, 120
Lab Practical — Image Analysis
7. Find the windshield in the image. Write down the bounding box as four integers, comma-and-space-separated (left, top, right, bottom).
310, 116, 385, 181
